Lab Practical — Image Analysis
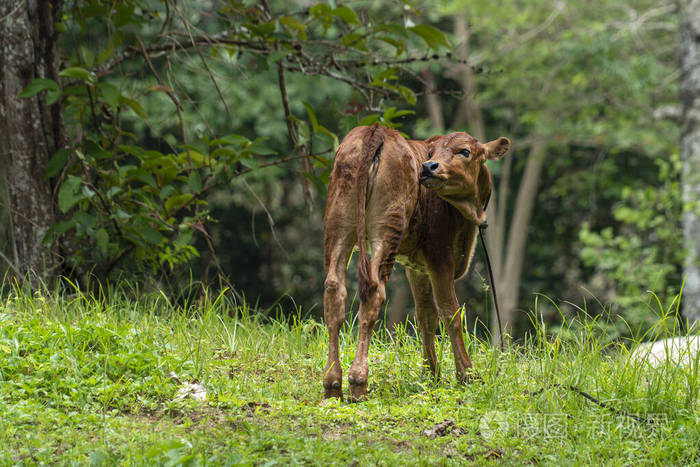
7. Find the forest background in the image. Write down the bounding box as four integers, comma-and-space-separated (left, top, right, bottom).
1, 0, 698, 342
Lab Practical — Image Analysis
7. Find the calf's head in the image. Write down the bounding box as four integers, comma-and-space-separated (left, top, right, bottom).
420, 132, 510, 225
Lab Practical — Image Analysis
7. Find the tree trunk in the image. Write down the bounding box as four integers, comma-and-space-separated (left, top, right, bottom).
421, 68, 444, 132
493, 138, 547, 341
450, 15, 550, 343
451, 17, 484, 139
679, 0, 700, 326
0, 0, 63, 284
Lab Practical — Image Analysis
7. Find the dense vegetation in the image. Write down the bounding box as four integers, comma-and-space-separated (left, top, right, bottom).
0, 287, 697, 464
0, 0, 688, 339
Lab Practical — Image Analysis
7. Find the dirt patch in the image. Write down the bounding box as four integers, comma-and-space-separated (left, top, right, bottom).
320, 422, 354, 441
424, 420, 466, 438
392, 440, 412, 453
240, 401, 271, 416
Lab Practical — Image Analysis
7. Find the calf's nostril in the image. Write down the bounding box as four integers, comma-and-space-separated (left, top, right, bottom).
421, 161, 439, 176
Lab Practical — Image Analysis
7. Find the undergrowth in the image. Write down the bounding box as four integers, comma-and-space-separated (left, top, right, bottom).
0, 283, 698, 465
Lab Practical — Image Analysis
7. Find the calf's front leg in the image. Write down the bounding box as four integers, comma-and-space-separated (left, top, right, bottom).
405, 269, 439, 379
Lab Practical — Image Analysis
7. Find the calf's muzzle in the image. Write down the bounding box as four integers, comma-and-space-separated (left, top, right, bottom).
421, 161, 439, 180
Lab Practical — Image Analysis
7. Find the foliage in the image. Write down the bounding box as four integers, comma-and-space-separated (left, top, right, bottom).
577, 151, 684, 335
21, 0, 451, 280
0, 286, 698, 463
425, 0, 682, 336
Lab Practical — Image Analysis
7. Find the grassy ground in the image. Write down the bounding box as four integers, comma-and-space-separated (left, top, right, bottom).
0, 285, 698, 465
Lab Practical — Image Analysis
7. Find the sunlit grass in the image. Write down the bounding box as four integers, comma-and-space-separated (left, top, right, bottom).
0, 283, 697, 464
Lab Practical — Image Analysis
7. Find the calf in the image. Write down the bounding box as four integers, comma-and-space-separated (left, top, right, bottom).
322, 123, 510, 401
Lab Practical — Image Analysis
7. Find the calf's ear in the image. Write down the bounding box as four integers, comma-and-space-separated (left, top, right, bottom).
484, 137, 510, 160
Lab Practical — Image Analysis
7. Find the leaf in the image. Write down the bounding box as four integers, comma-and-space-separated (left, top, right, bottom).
178, 150, 206, 166
303, 102, 320, 132
19, 78, 60, 99
210, 134, 249, 146
358, 114, 380, 126
85, 139, 112, 159
397, 85, 417, 105
58, 175, 83, 213
332, 5, 360, 25
239, 158, 259, 169
128, 168, 157, 188
79, 45, 94, 67
188, 171, 202, 193
245, 141, 276, 155
165, 194, 193, 213
408, 24, 450, 51
210, 147, 237, 160
59, 66, 95, 84
46, 148, 70, 179
375, 23, 409, 37
341, 32, 366, 50
42, 220, 76, 245
140, 226, 164, 245
278, 16, 307, 41
121, 97, 148, 118
99, 82, 120, 109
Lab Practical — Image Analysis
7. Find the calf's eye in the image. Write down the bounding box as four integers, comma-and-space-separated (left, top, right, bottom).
458, 148, 471, 158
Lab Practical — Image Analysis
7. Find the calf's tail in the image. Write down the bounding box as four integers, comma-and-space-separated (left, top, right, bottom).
357, 123, 386, 303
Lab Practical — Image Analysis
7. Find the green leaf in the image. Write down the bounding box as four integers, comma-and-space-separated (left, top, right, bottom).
99, 82, 120, 109
341, 32, 366, 50
397, 85, 417, 105
19, 78, 60, 99
303, 102, 320, 132
245, 141, 276, 155
127, 168, 157, 188
42, 220, 76, 245
375, 23, 408, 37
358, 114, 380, 126
408, 24, 450, 51
46, 148, 70, 179
165, 194, 192, 213
59, 66, 95, 83
58, 175, 83, 213
188, 171, 202, 193
240, 158, 259, 169
121, 97, 148, 118
178, 150, 206, 166
140, 226, 164, 245
278, 16, 307, 41
79, 45, 94, 67
85, 139, 112, 159
210, 147, 237, 160
332, 5, 360, 25
210, 134, 249, 146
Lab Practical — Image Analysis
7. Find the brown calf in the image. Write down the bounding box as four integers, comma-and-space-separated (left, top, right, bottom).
322, 123, 510, 401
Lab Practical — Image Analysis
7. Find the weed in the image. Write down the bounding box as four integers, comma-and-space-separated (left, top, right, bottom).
0, 285, 697, 464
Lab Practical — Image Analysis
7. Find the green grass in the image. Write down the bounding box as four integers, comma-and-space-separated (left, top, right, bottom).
0, 285, 698, 465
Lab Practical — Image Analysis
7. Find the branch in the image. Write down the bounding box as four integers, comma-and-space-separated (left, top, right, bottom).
277, 63, 313, 210
136, 36, 188, 148
169, 1, 231, 117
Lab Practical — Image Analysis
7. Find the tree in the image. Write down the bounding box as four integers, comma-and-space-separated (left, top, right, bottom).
419, 0, 680, 340
1, 0, 454, 295
0, 0, 63, 284
679, 0, 700, 326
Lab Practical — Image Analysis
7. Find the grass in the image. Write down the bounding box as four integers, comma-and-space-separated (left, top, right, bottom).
0, 284, 698, 465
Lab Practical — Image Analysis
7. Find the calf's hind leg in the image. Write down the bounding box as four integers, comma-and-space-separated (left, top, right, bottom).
347, 227, 403, 401
322, 227, 355, 399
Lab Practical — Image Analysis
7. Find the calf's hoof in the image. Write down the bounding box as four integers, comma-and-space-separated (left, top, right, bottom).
347, 375, 368, 402
323, 380, 343, 400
